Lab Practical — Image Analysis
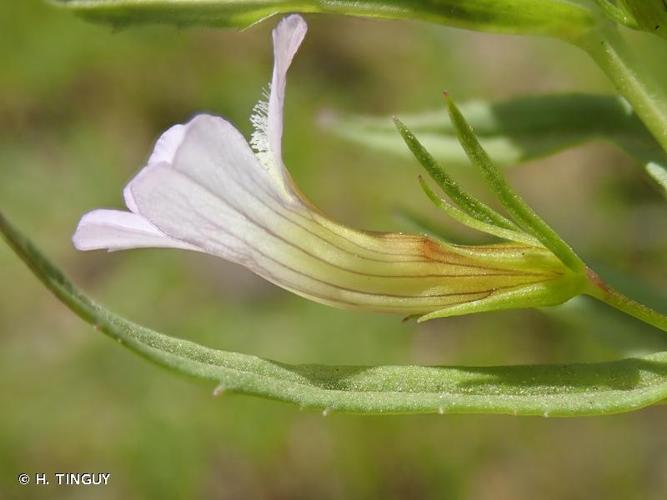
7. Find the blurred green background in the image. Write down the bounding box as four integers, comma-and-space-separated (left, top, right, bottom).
1, 1, 666, 499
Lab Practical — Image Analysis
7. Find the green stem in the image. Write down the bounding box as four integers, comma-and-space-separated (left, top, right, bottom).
577, 25, 667, 155
586, 269, 667, 333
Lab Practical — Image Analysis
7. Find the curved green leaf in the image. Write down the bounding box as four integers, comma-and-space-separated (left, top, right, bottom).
53, 0, 594, 38
2, 210, 667, 416
328, 93, 665, 168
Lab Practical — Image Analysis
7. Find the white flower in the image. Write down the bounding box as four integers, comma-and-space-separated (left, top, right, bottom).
73, 15, 579, 320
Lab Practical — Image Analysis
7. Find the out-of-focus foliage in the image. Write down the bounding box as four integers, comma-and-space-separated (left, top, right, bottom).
2, 1, 667, 499
617, 0, 667, 39
646, 162, 667, 197
328, 93, 664, 167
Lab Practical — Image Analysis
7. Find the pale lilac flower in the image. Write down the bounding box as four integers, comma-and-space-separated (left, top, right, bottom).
74, 15, 580, 320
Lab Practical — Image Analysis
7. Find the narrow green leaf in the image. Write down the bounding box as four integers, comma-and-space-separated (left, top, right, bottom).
328, 94, 664, 168
444, 94, 586, 272
393, 117, 518, 230
54, 0, 594, 38
2, 211, 667, 416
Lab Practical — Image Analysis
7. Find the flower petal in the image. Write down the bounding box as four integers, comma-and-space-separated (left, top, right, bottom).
147, 123, 188, 166
72, 209, 199, 252
128, 115, 295, 263
267, 14, 307, 171
124, 123, 189, 213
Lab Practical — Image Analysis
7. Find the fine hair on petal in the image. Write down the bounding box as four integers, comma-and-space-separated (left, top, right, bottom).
250, 84, 274, 170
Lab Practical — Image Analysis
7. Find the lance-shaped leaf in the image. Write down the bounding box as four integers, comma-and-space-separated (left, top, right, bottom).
327, 93, 665, 168
54, 0, 595, 38
2, 211, 667, 416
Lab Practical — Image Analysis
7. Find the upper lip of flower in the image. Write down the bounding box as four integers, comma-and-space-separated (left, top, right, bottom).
73, 14, 308, 254
72, 14, 580, 320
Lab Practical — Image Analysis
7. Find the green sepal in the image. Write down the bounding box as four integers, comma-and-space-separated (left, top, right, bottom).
393, 117, 517, 230
419, 273, 586, 322
417, 176, 542, 246
444, 93, 586, 272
